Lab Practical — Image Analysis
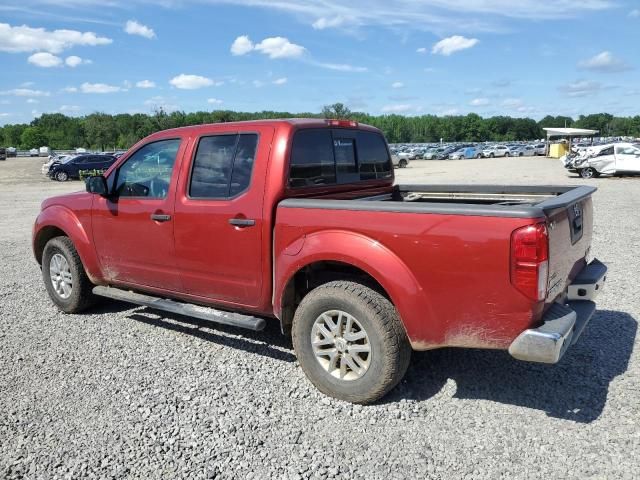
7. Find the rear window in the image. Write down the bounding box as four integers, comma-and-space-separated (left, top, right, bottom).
289, 129, 391, 188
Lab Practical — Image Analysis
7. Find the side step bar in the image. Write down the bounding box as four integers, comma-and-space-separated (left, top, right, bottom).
93, 286, 266, 331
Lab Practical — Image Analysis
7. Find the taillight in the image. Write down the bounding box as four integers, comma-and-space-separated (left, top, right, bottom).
510, 223, 549, 301
326, 119, 358, 128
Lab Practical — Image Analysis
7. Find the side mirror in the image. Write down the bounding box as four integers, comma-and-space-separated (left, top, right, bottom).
85, 175, 108, 196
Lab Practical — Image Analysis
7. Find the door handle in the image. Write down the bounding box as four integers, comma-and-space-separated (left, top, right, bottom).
228, 218, 255, 227
150, 213, 172, 222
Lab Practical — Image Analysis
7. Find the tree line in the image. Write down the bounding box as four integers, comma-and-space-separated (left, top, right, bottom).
1, 104, 638, 151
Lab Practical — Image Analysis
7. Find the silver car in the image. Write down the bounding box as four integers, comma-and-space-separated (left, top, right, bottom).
391, 154, 410, 168
482, 145, 510, 158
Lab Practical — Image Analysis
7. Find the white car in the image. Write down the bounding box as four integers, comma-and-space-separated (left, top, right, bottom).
391, 154, 409, 168
532, 143, 546, 156
29, 148, 39, 157
482, 145, 510, 158
569, 143, 640, 179
510, 145, 536, 157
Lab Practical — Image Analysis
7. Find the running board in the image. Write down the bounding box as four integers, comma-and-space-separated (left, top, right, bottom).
92, 286, 266, 331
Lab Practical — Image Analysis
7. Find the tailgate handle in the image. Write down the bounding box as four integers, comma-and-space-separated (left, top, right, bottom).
229, 218, 255, 228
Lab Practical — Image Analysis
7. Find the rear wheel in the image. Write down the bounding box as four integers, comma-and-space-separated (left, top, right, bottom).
399, 159, 408, 168
55, 171, 69, 182
505, 152, 510, 157
42, 236, 97, 313
490, 153, 495, 158
292, 281, 411, 404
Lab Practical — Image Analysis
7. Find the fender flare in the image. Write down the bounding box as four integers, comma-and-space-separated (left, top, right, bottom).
274, 230, 437, 344
33, 205, 103, 283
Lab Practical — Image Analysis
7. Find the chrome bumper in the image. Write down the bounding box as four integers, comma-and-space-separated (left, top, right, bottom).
508, 259, 607, 364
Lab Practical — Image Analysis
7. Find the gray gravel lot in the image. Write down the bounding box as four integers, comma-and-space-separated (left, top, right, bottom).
1, 156, 638, 479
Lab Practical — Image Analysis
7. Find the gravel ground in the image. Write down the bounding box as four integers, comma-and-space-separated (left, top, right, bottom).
1, 156, 638, 479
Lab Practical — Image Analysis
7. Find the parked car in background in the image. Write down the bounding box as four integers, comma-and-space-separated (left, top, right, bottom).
29, 148, 39, 157
391, 153, 410, 168
533, 143, 546, 156
568, 143, 640, 179
424, 147, 445, 160
510, 145, 536, 157
48, 154, 116, 181
76, 148, 87, 154
0, 147, 6, 161
397, 150, 416, 161
6, 147, 17, 157
436, 145, 459, 159
448, 148, 467, 160
483, 145, 510, 158
39, 146, 51, 157
449, 146, 481, 159
42, 155, 72, 176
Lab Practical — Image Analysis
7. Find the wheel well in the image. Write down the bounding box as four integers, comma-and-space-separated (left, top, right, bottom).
279, 261, 389, 335
34, 226, 67, 264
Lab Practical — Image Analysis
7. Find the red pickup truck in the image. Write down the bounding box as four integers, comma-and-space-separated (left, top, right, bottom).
33, 119, 607, 403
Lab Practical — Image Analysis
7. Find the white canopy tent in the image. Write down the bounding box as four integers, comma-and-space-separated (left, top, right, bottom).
542, 127, 599, 156
543, 127, 599, 138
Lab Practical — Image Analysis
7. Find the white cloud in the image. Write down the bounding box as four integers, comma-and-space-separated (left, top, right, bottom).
0, 22, 111, 54
391, 81, 404, 89
255, 36, 306, 59
231, 35, 254, 55
124, 20, 155, 39
559, 80, 603, 97
311, 61, 368, 72
502, 98, 524, 108
0, 112, 10, 117
144, 96, 179, 112
252, 80, 265, 88
212, 1, 612, 33
0, 88, 50, 97
65, 55, 91, 67
432, 35, 479, 56
80, 82, 123, 94
59, 105, 81, 112
136, 80, 156, 88
416, 47, 427, 54
381, 104, 413, 113
273, 77, 288, 85
28, 52, 62, 67
312, 16, 347, 30
169, 74, 214, 89
26, 98, 38, 104
578, 51, 631, 73
207, 98, 223, 104
469, 97, 490, 106
231, 35, 305, 59
62, 86, 78, 93
629, 9, 640, 17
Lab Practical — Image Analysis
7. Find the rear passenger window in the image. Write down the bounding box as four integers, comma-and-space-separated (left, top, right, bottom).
289, 129, 391, 187
289, 129, 336, 187
357, 132, 392, 181
189, 133, 258, 198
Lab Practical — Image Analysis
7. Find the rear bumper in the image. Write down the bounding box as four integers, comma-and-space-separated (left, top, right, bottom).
508, 259, 607, 364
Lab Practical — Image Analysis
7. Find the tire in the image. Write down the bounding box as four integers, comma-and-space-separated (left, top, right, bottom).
490, 153, 495, 158
42, 236, 97, 313
55, 171, 69, 182
292, 281, 411, 404
580, 167, 597, 179
505, 152, 510, 157
399, 159, 408, 168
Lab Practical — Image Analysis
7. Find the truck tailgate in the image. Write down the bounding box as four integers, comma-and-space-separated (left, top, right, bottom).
537, 186, 596, 303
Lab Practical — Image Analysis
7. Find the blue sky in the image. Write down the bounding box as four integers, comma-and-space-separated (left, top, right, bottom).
1, 0, 639, 125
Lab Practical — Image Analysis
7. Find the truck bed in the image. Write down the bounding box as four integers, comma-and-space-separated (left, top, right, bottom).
280, 184, 596, 218
275, 184, 595, 350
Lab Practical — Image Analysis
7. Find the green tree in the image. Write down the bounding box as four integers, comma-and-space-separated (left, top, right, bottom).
84, 113, 117, 150
20, 126, 47, 149
322, 103, 353, 119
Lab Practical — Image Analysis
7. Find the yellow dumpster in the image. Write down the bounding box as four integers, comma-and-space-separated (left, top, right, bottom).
548, 143, 568, 158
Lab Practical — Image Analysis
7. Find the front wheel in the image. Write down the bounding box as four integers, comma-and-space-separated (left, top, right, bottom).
505, 152, 510, 157
580, 167, 598, 179
55, 171, 69, 182
399, 159, 408, 168
292, 281, 411, 404
42, 236, 97, 313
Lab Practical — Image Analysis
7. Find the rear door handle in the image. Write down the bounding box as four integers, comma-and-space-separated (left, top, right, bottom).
229, 218, 255, 227
150, 213, 172, 222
